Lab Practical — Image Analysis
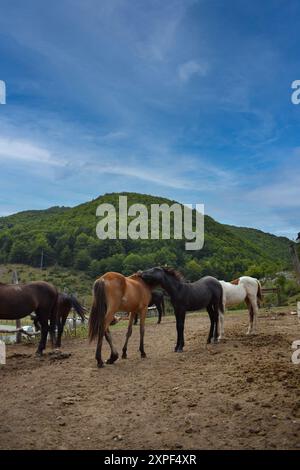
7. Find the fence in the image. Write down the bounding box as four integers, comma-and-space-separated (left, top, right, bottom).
261, 287, 280, 306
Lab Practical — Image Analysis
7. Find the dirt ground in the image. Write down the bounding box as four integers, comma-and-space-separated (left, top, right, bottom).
1, 310, 300, 450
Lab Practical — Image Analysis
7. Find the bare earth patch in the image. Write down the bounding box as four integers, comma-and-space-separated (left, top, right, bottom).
1, 311, 300, 450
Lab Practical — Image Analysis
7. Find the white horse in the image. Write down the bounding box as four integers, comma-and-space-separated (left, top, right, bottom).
218, 276, 263, 339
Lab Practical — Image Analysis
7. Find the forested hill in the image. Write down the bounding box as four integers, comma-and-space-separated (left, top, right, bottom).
0, 192, 291, 281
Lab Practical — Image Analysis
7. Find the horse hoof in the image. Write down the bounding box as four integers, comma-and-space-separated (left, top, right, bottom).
141, 352, 147, 359
97, 361, 104, 368
122, 353, 127, 359
106, 353, 119, 364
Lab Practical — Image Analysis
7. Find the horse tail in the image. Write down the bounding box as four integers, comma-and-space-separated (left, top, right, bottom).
257, 280, 263, 306
218, 283, 224, 315
70, 294, 86, 322
88, 279, 106, 342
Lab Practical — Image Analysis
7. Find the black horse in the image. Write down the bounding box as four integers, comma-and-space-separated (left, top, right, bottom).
32, 292, 86, 348
134, 290, 166, 325
55, 293, 86, 348
140, 267, 223, 351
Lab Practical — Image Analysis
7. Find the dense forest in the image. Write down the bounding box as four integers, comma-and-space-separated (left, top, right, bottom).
0, 192, 292, 281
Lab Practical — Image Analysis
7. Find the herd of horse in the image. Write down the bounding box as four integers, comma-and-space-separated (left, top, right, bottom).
0, 266, 262, 368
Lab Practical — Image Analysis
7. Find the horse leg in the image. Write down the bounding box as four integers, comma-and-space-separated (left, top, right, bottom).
247, 296, 258, 335
95, 331, 104, 368
36, 316, 49, 356
105, 328, 119, 364
55, 317, 66, 348
218, 306, 225, 340
32, 314, 41, 331
139, 308, 148, 358
122, 312, 135, 359
95, 307, 119, 366
94, 308, 113, 369
252, 301, 259, 334
212, 303, 219, 343
56, 307, 68, 348
207, 306, 215, 344
134, 313, 138, 326
245, 297, 253, 335
174, 309, 186, 352
157, 303, 162, 324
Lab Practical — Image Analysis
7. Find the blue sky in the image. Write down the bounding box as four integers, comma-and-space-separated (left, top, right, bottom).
0, 0, 299, 238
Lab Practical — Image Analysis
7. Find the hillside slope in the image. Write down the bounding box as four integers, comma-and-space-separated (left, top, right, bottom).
0, 192, 291, 280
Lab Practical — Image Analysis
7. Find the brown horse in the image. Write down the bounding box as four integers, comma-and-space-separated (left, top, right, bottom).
0, 281, 58, 355
88, 272, 152, 368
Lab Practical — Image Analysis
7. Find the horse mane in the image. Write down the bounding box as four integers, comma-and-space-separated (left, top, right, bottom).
130, 272, 142, 279
162, 266, 184, 282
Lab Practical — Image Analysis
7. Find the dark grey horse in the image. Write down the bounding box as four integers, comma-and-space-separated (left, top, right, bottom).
134, 290, 166, 325
140, 267, 223, 352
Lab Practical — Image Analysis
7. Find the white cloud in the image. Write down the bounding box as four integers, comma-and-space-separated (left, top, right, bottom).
248, 174, 300, 208
84, 152, 237, 192
178, 60, 208, 82
98, 131, 128, 142
0, 137, 64, 166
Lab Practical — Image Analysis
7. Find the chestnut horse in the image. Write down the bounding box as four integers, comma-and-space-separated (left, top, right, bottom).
0, 281, 58, 355
88, 272, 152, 368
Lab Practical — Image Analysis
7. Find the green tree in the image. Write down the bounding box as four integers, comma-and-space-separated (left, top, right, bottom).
59, 246, 73, 267
123, 253, 144, 275
185, 259, 202, 281
153, 247, 177, 266
9, 241, 30, 264
74, 249, 91, 270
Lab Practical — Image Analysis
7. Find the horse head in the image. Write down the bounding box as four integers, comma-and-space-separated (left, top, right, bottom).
140, 267, 165, 287
140, 266, 183, 287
